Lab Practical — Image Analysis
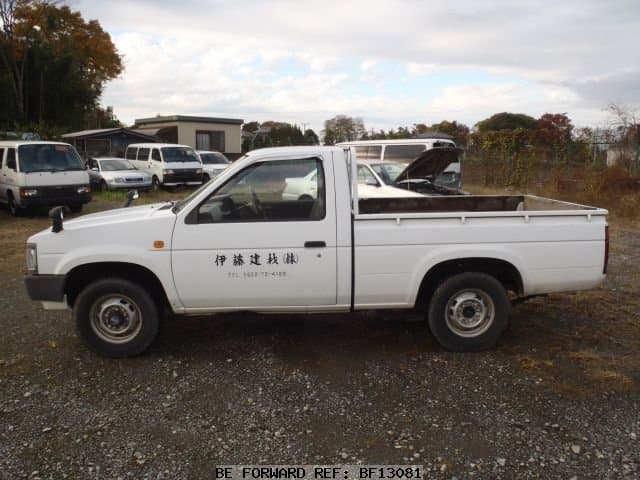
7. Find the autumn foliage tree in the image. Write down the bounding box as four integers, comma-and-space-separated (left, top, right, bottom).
0, 0, 122, 129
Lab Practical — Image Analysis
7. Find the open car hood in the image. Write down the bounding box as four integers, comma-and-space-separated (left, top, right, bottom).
393, 147, 462, 183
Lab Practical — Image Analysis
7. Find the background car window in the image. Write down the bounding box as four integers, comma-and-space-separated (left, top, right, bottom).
151, 149, 161, 161
355, 146, 382, 161
125, 148, 137, 160
0, 148, 4, 166
357, 165, 378, 185
383, 144, 425, 164
6, 149, 16, 169
17, 144, 84, 172
137, 148, 150, 161
200, 152, 229, 164
197, 158, 325, 223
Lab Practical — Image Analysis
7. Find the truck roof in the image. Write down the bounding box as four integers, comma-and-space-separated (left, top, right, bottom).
244, 146, 344, 158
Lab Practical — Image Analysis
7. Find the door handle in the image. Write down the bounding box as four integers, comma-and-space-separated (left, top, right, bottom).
304, 241, 326, 248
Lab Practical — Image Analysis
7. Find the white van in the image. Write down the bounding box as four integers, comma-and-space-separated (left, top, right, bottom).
124, 143, 202, 189
336, 138, 461, 188
0, 141, 91, 215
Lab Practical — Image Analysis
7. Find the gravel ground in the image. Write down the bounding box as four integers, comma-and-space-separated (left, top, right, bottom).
0, 204, 638, 479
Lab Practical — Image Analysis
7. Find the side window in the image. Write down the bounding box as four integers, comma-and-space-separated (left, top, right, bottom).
0, 148, 4, 167
354, 146, 381, 161
89, 159, 98, 169
151, 149, 161, 162
137, 148, 150, 161
196, 158, 325, 223
383, 144, 425, 164
125, 147, 137, 160
357, 165, 378, 185
6, 148, 16, 170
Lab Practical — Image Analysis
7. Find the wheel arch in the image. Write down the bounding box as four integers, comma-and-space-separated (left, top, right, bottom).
414, 257, 524, 310
65, 261, 170, 310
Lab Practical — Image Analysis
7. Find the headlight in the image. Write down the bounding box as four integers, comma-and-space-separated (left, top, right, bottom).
196, 168, 203, 174
77, 186, 90, 194
20, 188, 39, 197
163, 169, 174, 175
26, 244, 38, 273
114, 177, 125, 183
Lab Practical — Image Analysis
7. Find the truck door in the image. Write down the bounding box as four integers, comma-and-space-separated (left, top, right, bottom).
171, 154, 338, 309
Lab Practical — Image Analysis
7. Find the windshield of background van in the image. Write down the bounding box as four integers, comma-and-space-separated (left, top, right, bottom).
18, 144, 85, 173
161, 147, 199, 163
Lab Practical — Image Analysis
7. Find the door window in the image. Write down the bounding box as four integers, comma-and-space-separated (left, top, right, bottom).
6, 149, 16, 170
196, 158, 325, 223
357, 164, 378, 185
137, 148, 150, 161
0, 148, 4, 167
151, 149, 161, 162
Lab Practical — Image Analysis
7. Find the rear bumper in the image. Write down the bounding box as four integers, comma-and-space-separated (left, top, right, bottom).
24, 274, 65, 302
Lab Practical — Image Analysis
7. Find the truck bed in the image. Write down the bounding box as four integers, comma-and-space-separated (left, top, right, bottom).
359, 195, 602, 215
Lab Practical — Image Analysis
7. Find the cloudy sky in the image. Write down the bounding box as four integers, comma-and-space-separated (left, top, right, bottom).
72, 0, 639, 133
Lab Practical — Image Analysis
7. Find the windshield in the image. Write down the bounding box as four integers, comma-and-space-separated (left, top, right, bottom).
18, 144, 85, 173
161, 147, 199, 163
370, 162, 404, 184
200, 153, 229, 165
100, 159, 136, 171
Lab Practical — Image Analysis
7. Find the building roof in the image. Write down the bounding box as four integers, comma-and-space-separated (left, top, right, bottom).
62, 127, 158, 141
134, 115, 244, 126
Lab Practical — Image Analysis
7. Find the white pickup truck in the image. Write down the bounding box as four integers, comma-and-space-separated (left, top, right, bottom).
24, 146, 609, 357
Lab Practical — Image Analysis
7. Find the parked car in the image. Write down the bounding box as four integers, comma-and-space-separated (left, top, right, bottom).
0, 140, 90, 215
25, 146, 608, 357
86, 157, 152, 191
196, 150, 230, 182
337, 138, 462, 188
124, 143, 202, 190
282, 163, 423, 200
360, 148, 467, 195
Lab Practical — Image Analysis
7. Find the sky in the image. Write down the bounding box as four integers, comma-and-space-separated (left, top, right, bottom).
70, 0, 640, 134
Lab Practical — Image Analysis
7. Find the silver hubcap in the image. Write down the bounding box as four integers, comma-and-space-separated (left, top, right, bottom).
90, 295, 142, 344
445, 289, 495, 338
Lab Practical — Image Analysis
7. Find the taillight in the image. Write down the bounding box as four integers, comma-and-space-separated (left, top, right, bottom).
603, 225, 609, 274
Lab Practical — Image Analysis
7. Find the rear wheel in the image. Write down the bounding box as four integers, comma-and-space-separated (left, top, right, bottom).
74, 278, 160, 357
427, 272, 510, 351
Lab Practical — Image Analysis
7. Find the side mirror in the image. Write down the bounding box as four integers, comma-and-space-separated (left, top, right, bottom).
123, 189, 139, 208
48, 205, 69, 233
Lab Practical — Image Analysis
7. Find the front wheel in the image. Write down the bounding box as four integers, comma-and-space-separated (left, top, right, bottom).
8, 192, 22, 216
152, 176, 161, 191
427, 272, 510, 352
69, 204, 83, 213
202, 174, 210, 183
74, 278, 160, 357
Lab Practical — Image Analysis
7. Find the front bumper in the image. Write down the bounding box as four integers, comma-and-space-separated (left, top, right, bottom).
19, 191, 91, 207
24, 274, 66, 302
107, 181, 152, 189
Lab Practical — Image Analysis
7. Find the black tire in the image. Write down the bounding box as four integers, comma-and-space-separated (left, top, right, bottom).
100, 180, 108, 192
8, 192, 22, 216
69, 204, 83, 213
427, 272, 510, 352
203, 174, 210, 183
74, 278, 160, 357
152, 176, 161, 191
298, 194, 313, 201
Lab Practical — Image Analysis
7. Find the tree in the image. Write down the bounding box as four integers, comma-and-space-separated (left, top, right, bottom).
475, 112, 537, 133
428, 120, 470, 146
0, 1, 122, 127
322, 114, 366, 144
303, 128, 319, 145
